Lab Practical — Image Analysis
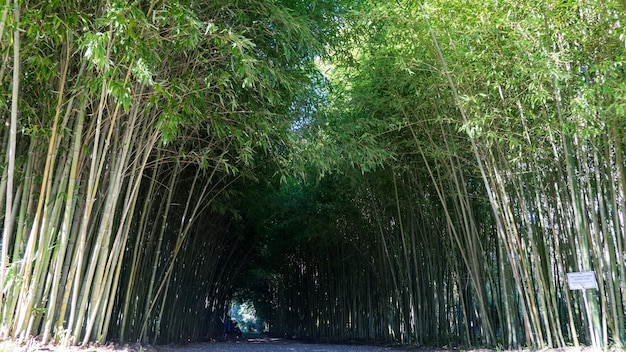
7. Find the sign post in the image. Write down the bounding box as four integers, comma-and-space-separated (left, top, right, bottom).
566, 271, 600, 347
566, 271, 598, 290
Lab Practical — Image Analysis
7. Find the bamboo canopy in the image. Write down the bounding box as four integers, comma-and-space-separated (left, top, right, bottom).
0, 0, 625, 349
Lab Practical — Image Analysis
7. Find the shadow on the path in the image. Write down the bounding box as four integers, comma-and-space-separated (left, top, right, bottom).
245, 336, 285, 343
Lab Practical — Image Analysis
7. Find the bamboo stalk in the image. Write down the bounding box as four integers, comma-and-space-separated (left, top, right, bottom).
1, 0, 19, 327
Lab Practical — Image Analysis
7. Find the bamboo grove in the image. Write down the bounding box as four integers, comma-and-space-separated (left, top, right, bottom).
260, 0, 626, 349
0, 0, 625, 350
0, 0, 339, 346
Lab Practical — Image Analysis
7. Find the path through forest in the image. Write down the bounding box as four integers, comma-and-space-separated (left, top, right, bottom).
153, 339, 605, 352
1, 337, 399, 352
0, 337, 610, 352
156, 336, 397, 352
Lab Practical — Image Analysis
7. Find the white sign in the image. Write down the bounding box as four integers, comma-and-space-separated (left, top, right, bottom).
567, 271, 598, 290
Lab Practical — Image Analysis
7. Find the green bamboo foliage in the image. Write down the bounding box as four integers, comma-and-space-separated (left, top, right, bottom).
0, 0, 331, 345
266, 0, 626, 349
1, 0, 625, 349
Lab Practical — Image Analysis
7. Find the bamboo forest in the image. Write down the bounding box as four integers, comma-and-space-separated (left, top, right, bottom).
0, 0, 625, 350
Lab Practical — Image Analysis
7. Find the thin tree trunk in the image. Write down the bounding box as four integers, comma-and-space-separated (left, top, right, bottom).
1, 0, 19, 322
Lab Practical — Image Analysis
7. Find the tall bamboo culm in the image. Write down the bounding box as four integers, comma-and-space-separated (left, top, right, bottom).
268, 0, 626, 349
0, 0, 308, 345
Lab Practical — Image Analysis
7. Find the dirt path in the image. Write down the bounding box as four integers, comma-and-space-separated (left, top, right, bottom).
155, 336, 400, 352
1, 337, 402, 352
152, 337, 603, 352
0, 337, 608, 352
